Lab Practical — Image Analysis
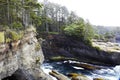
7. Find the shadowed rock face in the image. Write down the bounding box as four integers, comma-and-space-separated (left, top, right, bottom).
0, 29, 52, 80
3, 68, 52, 80
3, 69, 35, 80
42, 34, 120, 65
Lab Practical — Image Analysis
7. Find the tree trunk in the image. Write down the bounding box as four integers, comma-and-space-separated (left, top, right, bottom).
7, 0, 10, 26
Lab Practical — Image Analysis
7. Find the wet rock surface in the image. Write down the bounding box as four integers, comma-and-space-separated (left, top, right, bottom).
64, 61, 102, 70
49, 70, 90, 80
93, 78, 105, 80
49, 70, 70, 80
67, 73, 89, 80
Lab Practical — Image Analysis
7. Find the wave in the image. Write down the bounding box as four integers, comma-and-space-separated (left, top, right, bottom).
41, 61, 120, 80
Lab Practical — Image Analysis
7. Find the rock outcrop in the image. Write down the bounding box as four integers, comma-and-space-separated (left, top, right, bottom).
0, 27, 52, 80
49, 71, 90, 80
49, 70, 70, 80
42, 34, 120, 65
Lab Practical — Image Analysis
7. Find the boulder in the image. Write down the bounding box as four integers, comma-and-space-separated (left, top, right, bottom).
65, 62, 101, 70
49, 70, 70, 80
67, 73, 89, 80
93, 78, 105, 80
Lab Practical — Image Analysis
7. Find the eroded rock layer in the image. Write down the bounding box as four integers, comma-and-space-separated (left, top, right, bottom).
0, 28, 52, 80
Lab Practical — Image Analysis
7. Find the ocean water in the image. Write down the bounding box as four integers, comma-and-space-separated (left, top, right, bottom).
41, 61, 120, 80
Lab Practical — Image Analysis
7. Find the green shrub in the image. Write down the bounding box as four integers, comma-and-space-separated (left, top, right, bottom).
18, 31, 24, 39
64, 24, 85, 38
3, 25, 9, 30
6, 30, 23, 42
94, 46, 101, 51
10, 31, 20, 41
0, 32, 5, 43
84, 39, 92, 46
6, 38, 11, 43
64, 22, 94, 46
94, 34, 100, 39
11, 22, 23, 29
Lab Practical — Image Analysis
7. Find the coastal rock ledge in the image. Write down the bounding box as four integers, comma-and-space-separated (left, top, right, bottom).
0, 28, 52, 80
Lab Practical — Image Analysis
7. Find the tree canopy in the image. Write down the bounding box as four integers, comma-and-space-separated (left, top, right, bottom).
64, 18, 94, 45
0, 0, 42, 29
0, 0, 95, 44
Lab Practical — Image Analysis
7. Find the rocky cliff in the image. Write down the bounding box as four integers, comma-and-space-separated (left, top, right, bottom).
42, 34, 120, 65
0, 27, 52, 80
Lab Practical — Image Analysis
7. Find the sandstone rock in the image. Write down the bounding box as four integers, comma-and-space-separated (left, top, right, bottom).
0, 29, 52, 80
93, 78, 105, 80
67, 73, 89, 80
71, 76, 89, 80
67, 73, 79, 77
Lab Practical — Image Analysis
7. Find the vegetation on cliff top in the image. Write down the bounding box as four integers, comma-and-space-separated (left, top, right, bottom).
0, 0, 41, 43
64, 19, 94, 45
0, 0, 118, 46
0, 32, 5, 43
0, 0, 42, 30
0, 0, 95, 45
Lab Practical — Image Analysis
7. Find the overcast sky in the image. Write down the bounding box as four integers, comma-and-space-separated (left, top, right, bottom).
39, 0, 120, 27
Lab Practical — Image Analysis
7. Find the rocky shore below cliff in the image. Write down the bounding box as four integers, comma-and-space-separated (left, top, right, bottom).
40, 34, 120, 80
92, 40, 120, 52
1, 28, 120, 80
41, 60, 120, 80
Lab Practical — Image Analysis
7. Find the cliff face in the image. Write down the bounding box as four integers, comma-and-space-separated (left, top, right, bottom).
0, 28, 52, 80
42, 34, 120, 65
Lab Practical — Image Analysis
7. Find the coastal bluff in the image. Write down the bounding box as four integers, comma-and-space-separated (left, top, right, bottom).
42, 34, 120, 65
0, 27, 52, 80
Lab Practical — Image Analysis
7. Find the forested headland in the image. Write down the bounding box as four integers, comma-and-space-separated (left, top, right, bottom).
0, 0, 95, 46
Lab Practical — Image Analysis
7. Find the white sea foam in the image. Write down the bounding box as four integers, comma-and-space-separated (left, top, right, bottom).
41, 62, 120, 80
41, 63, 57, 80
93, 65, 120, 80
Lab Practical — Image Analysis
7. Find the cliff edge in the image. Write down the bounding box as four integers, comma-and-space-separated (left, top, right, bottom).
42, 34, 120, 65
0, 27, 52, 80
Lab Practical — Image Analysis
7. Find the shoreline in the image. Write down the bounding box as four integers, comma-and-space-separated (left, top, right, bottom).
92, 40, 120, 53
